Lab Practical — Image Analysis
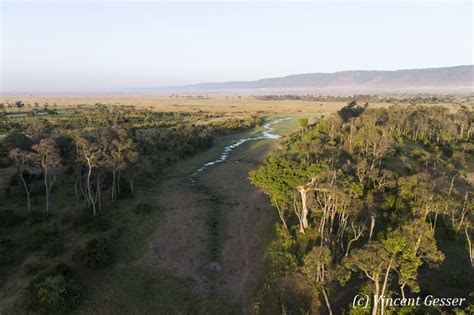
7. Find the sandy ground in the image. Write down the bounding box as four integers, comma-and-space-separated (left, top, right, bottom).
142, 133, 279, 311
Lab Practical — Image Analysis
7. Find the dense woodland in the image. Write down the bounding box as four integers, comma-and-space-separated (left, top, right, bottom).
0, 104, 261, 313
251, 103, 473, 314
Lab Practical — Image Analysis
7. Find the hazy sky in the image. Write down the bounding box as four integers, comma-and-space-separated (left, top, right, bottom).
1, 1, 473, 92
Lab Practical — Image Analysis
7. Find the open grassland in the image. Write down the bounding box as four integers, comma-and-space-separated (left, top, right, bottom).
2, 94, 472, 115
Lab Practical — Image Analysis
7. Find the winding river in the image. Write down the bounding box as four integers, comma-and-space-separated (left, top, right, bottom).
194, 117, 290, 174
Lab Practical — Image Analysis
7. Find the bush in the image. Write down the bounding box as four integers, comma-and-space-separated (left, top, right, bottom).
73, 208, 110, 232
132, 203, 153, 215
45, 239, 65, 257
23, 264, 81, 314
0, 238, 15, 265
24, 262, 46, 276
73, 237, 113, 269
0, 209, 23, 227
27, 210, 47, 225
28, 224, 58, 250
256, 273, 319, 314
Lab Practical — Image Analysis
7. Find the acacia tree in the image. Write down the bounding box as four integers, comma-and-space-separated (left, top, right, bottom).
26, 119, 52, 142
301, 246, 347, 315
9, 148, 34, 212
250, 155, 296, 230
337, 100, 367, 154
31, 138, 62, 216
74, 135, 103, 216
344, 242, 394, 315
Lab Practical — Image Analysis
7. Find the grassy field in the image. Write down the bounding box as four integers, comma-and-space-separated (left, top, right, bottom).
2, 94, 470, 116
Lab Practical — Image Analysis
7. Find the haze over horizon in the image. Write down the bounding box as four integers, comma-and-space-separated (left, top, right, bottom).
1, 1, 473, 93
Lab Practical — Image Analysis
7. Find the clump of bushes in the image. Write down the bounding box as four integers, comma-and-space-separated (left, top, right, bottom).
73, 208, 110, 232
24, 262, 46, 276
73, 237, 113, 269
23, 263, 81, 314
0, 209, 23, 227
27, 210, 47, 225
0, 238, 15, 265
27, 224, 58, 250
132, 203, 153, 215
45, 239, 65, 257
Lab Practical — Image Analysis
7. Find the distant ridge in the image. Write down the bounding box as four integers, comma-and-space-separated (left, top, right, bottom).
128, 65, 474, 95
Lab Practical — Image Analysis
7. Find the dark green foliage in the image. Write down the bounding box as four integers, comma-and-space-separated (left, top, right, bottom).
337, 100, 367, 122
27, 210, 48, 225
132, 203, 153, 215
3, 130, 33, 151
24, 262, 46, 276
256, 272, 320, 315
193, 299, 237, 314
0, 238, 15, 265
27, 224, 59, 250
0, 209, 23, 227
54, 135, 75, 161
73, 237, 113, 269
73, 208, 110, 232
23, 264, 81, 314
45, 239, 65, 257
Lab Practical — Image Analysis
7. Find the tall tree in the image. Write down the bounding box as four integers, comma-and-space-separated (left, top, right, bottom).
9, 148, 34, 212
31, 138, 62, 216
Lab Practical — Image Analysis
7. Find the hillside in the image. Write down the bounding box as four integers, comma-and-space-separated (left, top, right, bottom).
132, 65, 474, 95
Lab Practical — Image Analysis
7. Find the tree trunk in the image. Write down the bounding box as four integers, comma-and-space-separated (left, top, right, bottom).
85, 160, 96, 216
44, 171, 49, 216
465, 226, 473, 269
380, 258, 393, 315
128, 173, 134, 195
96, 175, 102, 211
111, 170, 116, 202
74, 174, 80, 206
321, 286, 333, 315
117, 170, 122, 194
275, 201, 288, 231
294, 197, 305, 234
349, 119, 355, 154
369, 215, 376, 241
400, 282, 406, 300
372, 277, 380, 315
299, 188, 309, 229
19, 173, 31, 212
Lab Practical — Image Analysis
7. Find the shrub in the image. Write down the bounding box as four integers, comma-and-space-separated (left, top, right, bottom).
73, 237, 113, 269
0, 209, 23, 227
132, 203, 153, 215
0, 238, 15, 265
28, 224, 58, 250
73, 208, 110, 232
23, 264, 80, 314
24, 262, 46, 276
45, 239, 65, 257
27, 210, 47, 225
